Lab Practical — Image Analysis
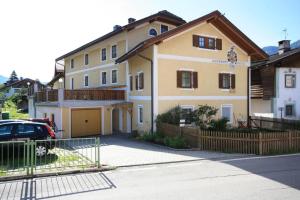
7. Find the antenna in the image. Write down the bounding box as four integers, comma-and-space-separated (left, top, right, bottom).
282, 28, 288, 40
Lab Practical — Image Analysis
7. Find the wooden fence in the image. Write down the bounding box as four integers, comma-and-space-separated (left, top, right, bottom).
251, 116, 300, 130
158, 123, 300, 155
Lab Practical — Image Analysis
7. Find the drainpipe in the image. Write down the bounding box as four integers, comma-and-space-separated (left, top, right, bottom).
138, 54, 154, 134
247, 67, 250, 127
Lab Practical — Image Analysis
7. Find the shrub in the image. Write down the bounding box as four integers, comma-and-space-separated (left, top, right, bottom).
193, 105, 218, 129
209, 118, 229, 130
156, 106, 182, 126
163, 136, 187, 149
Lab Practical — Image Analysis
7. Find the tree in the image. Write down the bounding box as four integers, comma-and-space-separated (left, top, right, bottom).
193, 105, 218, 129
7, 70, 19, 84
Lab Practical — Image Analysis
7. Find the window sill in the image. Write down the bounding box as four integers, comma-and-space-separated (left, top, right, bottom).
195, 47, 218, 52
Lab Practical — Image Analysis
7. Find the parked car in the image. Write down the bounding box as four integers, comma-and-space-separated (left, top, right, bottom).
0, 121, 56, 157
0, 119, 25, 124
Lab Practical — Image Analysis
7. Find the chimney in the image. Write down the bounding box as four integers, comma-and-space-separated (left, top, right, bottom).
128, 18, 136, 24
278, 40, 290, 55
113, 25, 122, 31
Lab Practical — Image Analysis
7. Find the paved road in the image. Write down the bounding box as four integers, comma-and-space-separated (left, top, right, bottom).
100, 135, 245, 166
1, 154, 300, 200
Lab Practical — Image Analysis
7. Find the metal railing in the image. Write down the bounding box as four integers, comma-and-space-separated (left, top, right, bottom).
0, 138, 100, 179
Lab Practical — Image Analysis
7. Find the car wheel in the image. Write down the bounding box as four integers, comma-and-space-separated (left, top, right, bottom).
36, 145, 48, 157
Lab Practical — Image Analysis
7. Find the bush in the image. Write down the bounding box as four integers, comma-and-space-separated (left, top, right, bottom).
209, 118, 229, 130
156, 106, 183, 126
163, 136, 188, 149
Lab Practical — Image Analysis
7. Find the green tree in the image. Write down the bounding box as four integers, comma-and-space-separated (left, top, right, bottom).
7, 70, 19, 84
193, 105, 218, 129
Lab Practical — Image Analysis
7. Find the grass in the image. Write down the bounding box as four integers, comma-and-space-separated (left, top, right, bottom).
2, 100, 29, 119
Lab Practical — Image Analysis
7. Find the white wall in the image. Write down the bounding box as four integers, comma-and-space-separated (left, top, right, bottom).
28, 97, 35, 118
274, 67, 300, 119
251, 99, 272, 115
36, 106, 63, 138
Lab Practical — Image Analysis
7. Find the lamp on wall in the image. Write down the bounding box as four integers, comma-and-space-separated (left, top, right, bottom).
58, 78, 63, 89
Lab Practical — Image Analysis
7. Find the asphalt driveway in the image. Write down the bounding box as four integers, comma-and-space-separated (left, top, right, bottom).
100, 134, 247, 167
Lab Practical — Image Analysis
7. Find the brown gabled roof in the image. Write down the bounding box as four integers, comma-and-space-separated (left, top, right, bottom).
47, 73, 64, 87
116, 10, 268, 63
0, 78, 43, 91
55, 10, 186, 61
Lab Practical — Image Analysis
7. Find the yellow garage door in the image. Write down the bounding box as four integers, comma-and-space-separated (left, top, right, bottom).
71, 109, 101, 137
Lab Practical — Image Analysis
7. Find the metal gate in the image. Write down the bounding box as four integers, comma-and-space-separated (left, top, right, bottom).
0, 138, 100, 179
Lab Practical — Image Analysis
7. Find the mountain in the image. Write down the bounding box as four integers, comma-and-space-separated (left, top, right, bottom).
0, 75, 8, 84
263, 40, 300, 55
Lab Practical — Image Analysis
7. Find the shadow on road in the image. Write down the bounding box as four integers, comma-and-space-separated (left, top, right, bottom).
0, 172, 116, 199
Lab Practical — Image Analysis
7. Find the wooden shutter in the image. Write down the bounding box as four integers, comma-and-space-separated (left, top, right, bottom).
135, 75, 138, 90
139, 73, 144, 90
192, 35, 199, 47
216, 38, 222, 50
219, 73, 223, 88
192, 72, 198, 88
177, 71, 182, 88
210, 38, 216, 49
231, 74, 236, 89
204, 37, 209, 49
130, 76, 133, 91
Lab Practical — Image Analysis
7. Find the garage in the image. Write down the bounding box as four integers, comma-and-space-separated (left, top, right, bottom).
71, 108, 101, 137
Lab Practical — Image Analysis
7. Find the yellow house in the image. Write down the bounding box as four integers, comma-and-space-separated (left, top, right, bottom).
29, 10, 267, 138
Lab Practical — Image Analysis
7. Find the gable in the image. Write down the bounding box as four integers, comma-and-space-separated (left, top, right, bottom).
158, 22, 249, 63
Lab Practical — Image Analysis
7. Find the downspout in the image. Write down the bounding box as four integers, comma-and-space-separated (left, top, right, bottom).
247, 66, 250, 127
138, 54, 154, 134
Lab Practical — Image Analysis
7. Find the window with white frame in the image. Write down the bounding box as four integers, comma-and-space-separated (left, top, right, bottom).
138, 105, 143, 124
84, 54, 89, 65
111, 45, 117, 59
101, 71, 107, 85
221, 105, 232, 123
149, 28, 157, 36
285, 74, 296, 88
111, 69, 117, 84
181, 106, 194, 124
198, 37, 205, 48
101, 48, 106, 61
70, 59, 74, 69
285, 104, 295, 117
84, 75, 89, 87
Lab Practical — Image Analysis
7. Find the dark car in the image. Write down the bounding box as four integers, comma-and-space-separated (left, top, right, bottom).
0, 119, 25, 124
0, 121, 56, 157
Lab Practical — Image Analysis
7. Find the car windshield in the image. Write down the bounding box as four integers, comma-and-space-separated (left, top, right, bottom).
0, 125, 13, 136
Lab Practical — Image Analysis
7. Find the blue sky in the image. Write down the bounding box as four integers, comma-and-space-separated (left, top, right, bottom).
0, 0, 299, 82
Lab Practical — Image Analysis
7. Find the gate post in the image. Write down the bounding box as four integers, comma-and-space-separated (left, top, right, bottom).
26, 141, 30, 175
259, 132, 263, 155
30, 141, 35, 175
96, 137, 100, 168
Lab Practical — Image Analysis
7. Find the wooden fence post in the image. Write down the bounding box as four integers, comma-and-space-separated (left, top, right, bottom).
197, 129, 201, 149
259, 132, 263, 155
288, 130, 292, 150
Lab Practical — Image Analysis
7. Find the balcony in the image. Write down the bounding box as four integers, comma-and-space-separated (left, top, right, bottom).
34, 89, 125, 103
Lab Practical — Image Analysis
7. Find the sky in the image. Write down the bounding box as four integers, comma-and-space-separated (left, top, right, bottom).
0, 0, 299, 82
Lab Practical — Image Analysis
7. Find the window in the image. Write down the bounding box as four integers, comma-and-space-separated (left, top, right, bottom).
129, 75, 133, 91
219, 73, 235, 89
70, 59, 74, 69
199, 37, 205, 48
221, 105, 232, 123
138, 106, 143, 124
285, 104, 295, 117
84, 75, 89, 87
17, 124, 35, 135
71, 78, 74, 89
193, 35, 222, 50
137, 72, 144, 90
285, 74, 296, 88
111, 70, 117, 84
84, 54, 89, 65
181, 106, 193, 124
177, 70, 198, 89
149, 28, 157, 36
111, 45, 117, 59
161, 25, 169, 33
101, 71, 107, 85
101, 48, 107, 61
208, 38, 215, 49
0, 125, 13, 136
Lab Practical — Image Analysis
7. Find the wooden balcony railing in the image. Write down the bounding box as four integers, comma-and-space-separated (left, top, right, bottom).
47, 89, 58, 101
35, 90, 58, 102
64, 89, 125, 101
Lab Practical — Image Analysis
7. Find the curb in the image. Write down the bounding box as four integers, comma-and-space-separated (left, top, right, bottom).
0, 166, 116, 182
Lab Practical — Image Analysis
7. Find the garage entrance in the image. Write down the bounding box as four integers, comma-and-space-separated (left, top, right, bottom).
71, 108, 101, 137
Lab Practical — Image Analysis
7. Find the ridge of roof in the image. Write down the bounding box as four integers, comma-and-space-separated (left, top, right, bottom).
116, 10, 268, 63
55, 10, 186, 61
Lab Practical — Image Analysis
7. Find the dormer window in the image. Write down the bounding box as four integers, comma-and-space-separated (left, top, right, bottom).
149, 28, 157, 37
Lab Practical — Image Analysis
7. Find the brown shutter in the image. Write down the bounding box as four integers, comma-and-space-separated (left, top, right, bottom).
231, 74, 236, 89
192, 72, 198, 88
204, 37, 209, 49
192, 35, 199, 47
219, 73, 223, 88
130, 76, 133, 91
216, 38, 222, 50
135, 75, 138, 90
211, 38, 216, 49
139, 73, 144, 89
177, 71, 182, 88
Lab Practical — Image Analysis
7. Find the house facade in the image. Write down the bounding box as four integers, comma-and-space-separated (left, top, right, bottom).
29, 10, 266, 138
251, 40, 300, 120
